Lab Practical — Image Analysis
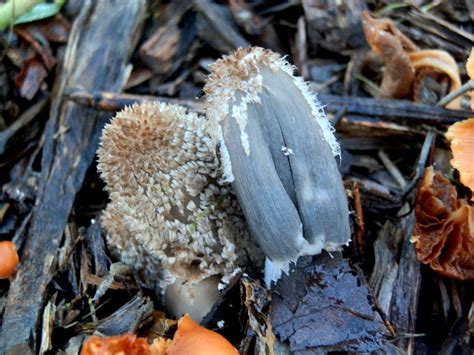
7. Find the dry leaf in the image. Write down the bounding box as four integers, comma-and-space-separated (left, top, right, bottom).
409, 50, 461, 109
362, 12, 462, 109
362, 11, 417, 99
240, 276, 275, 355
15, 57, 47, 100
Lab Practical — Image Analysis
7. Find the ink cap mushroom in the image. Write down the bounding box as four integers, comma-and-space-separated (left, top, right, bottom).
204, 47, 351, 284
97, 102, 261, 321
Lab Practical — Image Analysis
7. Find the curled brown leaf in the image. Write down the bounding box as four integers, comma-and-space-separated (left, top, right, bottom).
15, 57, 47, 100
362, 11, 417, 99
362, 12, 462, 108
413, 166, 474, 280
409, 50, 461, 109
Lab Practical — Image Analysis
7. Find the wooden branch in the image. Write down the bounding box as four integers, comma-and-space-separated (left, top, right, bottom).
194, 0, 250, 52
65, 88, 205, 114
319, 94, 473, 125
65, 89, 472, 127
0, 1, 146, 353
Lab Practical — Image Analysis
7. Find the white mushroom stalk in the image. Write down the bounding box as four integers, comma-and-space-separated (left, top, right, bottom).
97, 102, 261, 321
204, 47, 351, 284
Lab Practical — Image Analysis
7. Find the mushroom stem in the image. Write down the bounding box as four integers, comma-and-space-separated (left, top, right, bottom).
165, 276, 220, 322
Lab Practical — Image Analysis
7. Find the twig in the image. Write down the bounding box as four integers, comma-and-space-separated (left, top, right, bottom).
347, 180, 364, 256
65, 89, 473, 126
378, 149, 407, 189
449, 281, 463, 320
320, 94, 473, 124
402, 130, 436, 198
65, 88, 205, 114
437, 278, 450, 322
437, 80, 474, 108
0, 95, 49, 155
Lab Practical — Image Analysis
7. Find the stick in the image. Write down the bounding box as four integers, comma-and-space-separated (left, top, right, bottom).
65, 89, 473, 126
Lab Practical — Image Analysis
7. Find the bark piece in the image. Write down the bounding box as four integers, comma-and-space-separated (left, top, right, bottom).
271, 254, 384, 353
194, 0, 249, 53
303, 0, 368, 55
95, 295, 154, 336
138, 1, 194, 76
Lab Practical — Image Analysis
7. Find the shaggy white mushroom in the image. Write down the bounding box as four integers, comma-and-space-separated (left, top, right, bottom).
97, 102, 261, 321
97, 47, 351, 320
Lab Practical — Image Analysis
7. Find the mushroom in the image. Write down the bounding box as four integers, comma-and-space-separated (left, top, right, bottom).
203, 47, 351, 284
154, 314, 238, 355
0, 240, 19, 280
80, 314, 237, 355
412, 166, 474, 280
408, 49, 462, 109
97, 102, 261, 321
98, 47, 351, 311
80, 334, 150, 355
446, 118, 474, 199
467, 48, 474, 110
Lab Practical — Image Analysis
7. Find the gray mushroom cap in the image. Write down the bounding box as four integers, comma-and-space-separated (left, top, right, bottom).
204, 47, 351, 283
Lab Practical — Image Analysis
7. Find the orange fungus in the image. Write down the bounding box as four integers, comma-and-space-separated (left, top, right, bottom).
81, 334, 151, 355
0, 241, 19, 279
413, 167, 474, 280
81, 314, 237, 355
446, 118, 474, 199
165, 314, 237, 355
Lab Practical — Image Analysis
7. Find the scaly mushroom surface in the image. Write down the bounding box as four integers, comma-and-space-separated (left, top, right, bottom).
97, 102, 261, 320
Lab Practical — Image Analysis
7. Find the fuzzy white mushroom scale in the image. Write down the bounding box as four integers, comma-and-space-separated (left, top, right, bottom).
204, 47, 341, 162
97, 102, 261, 292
